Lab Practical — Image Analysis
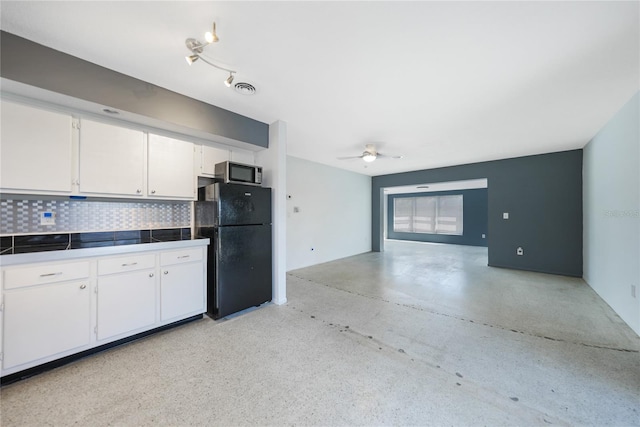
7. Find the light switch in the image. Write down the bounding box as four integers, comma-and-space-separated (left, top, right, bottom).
503, 212, 509, 220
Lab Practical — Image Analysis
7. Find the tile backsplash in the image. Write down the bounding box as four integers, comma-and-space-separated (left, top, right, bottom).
0, 198, 191, 235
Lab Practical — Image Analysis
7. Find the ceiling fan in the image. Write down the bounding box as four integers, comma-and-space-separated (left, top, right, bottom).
337, 144, 403, 163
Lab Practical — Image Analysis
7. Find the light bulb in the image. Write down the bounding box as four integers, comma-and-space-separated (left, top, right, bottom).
224, 73, 234, 87
185, 54, 199, 65
363, 153, 377, 162
205, 22, 219, 43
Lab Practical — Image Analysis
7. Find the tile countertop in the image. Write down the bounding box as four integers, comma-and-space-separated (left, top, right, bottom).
0, 238, 210, 267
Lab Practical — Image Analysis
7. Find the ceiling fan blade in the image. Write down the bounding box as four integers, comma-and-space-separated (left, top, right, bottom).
336, 155, 363, 160
377, 152, 403, 159
337, 145, 401, 162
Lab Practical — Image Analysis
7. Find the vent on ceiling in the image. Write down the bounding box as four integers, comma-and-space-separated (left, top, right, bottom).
234, 82, 256, 95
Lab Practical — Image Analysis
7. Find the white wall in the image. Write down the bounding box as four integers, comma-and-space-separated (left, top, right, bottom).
583, 91, 639, 335
287, 156, 371, 271
255, 121, 288, 305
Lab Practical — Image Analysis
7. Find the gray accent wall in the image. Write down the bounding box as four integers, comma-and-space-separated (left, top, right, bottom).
583, 91, 639, 335
0, 31, 268, 148
373, 150, 583, 277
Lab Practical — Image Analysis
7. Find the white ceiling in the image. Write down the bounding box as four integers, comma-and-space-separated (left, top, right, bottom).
1, 1, 638, 177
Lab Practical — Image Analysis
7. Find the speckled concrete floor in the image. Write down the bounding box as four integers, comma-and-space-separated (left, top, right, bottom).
1, 241, 638, 426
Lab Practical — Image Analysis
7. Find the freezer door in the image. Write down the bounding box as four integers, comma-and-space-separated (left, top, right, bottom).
216, 183, 272, 226
213, 224, 272, 319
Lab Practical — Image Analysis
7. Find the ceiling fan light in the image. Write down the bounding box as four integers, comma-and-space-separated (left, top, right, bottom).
363, 152, 377, 162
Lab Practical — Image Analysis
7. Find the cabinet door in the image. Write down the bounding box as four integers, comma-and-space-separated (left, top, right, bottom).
79, 119, 145, 196
3, 280, 91, 370
200, 145, 229, 176
148, 134, 195, 199
160, 262, 205, 322
96, 270, 156, 341
230, 149, 255, 165
0, 100, 73, 193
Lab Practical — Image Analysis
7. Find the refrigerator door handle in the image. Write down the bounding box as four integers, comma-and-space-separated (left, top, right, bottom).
216, 229, 221, 313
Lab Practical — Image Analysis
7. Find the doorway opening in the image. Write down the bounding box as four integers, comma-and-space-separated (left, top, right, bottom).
381, 178, 488, 251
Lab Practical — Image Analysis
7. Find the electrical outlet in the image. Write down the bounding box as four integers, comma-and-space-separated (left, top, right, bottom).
503, 212, 509, 220
516, 247, 524, 256
482, 234, 486, 239
632, 285, 637, 299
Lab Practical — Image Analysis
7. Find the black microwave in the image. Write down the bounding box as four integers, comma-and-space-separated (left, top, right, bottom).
214, 161, 262, 186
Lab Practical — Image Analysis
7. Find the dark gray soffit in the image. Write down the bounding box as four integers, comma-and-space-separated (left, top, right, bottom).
0, 31, 268, 149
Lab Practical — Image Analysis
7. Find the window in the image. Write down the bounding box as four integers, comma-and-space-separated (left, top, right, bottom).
393, 195, 463, 235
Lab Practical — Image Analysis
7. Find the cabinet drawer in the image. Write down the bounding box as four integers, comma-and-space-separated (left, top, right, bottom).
98, 253, 156, 275
4, 261, 90, 290
160, 248, 203, 266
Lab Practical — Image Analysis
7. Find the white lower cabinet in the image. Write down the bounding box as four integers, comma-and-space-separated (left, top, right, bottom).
3, 275, 92, 370
96, 253, 157, 340
96, 269, 157, 341
160, 248, 205, 322
1, 242, 207, 377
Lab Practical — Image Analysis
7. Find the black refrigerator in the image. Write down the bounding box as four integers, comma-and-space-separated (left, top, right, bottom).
195, 183, 273, 319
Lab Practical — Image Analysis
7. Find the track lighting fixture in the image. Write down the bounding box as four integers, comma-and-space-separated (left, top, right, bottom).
224, 72, 235, 87
185, 21, 237, 88
205, 22, 219, 44
185, 54, 199, 65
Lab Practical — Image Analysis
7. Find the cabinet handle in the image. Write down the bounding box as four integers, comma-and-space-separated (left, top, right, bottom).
151, 190, 156, 194
136, 189, 141, 194
149, 273, 154, 278
163, 270, 169, 275
40, 272, 63, 277
121, 262, 138, 267
178, 255, 190, 259
80, 284, 87, 290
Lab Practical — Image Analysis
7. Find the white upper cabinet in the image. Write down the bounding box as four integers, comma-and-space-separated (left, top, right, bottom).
199, 145, 229, 177
230, 148, 255, 165
0, 100, 73, 193
0, 101, 221, 200
79, 119, 146, 197
148, 134, 195, 199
